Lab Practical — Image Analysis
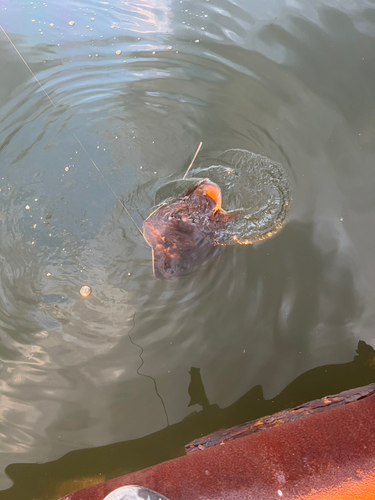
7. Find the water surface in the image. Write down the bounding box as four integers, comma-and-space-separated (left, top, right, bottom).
0, 0, 375, 498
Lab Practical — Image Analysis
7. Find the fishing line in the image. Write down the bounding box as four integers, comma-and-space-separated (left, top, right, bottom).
127, 313, 170, 427
73, 134, 144, 237
173, 141, 203, 193
1, 24, 170, 424
0, 24, 144, 238
183, 141, 202, 180
0, 25, 57, 110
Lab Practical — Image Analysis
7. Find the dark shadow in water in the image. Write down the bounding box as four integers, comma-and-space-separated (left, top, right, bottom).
188, 367, 210, 411
125, 218, 363, 416
2, 340, 375, 500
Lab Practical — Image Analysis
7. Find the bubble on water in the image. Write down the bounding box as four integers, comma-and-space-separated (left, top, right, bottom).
80, 285, 91, 297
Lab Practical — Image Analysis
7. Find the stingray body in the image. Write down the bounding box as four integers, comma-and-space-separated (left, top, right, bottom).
143, 179, 235, 280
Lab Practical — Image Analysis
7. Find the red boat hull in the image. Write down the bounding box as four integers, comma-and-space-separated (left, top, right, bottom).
60, 389, 375, 500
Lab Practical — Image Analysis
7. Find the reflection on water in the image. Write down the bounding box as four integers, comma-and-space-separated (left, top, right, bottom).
4, 340, 375, 500
0, 0, 375, 496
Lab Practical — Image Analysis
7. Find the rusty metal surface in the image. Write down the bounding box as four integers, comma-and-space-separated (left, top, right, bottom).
59, 389, 375, 500
185, 383, 375, 454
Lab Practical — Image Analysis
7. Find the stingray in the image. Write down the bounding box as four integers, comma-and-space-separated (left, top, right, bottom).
143, 178, 235, 280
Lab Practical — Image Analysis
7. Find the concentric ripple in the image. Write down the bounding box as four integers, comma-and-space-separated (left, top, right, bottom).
153, 149, 291, 247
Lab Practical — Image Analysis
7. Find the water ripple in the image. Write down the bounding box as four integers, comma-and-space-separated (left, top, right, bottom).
0, 0, 374, 493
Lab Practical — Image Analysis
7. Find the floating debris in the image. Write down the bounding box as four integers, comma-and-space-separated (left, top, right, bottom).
79, 285, 91, 298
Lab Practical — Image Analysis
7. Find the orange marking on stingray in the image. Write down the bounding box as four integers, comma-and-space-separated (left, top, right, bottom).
187, 179, 222, 212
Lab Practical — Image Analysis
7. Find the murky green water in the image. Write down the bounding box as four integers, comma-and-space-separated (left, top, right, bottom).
0, 0, 375, 498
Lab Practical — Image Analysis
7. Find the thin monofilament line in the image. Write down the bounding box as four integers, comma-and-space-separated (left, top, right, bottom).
183, 141, 202, 180
127, 313, 170, 427
73, 134, 144, 237
0, 24, 144, 237
0, 24, 57, 110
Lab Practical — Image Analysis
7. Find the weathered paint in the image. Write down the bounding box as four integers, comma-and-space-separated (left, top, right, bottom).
296, 471, 375, 500
59, 392, 375, 500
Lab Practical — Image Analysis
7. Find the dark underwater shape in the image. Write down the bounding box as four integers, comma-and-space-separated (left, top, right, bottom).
143, 179, 235, 280
143, 150, 292, 279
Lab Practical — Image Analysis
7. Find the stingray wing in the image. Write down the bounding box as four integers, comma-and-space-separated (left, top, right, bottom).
143, 185, 233, 279
147, 215, 216, 280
